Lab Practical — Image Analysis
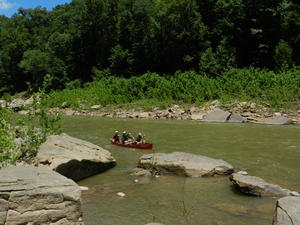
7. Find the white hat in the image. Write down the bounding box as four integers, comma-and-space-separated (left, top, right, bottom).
123, 131, 126, 133
115, 130, 118, 133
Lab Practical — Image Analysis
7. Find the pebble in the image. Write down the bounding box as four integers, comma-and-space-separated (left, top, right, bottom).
117, 192, 126, 197
134, 179, 139, 183
237, 170, 248, 175
79, 186, 89, 191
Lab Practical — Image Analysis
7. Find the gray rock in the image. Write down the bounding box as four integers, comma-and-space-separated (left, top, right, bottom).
130, 168, 152, 177
259, 116, 292, 125
138, 152, 233, 177
23, 97, 34, 106
8, 98, 25, 111
0, 166, 84, 225
230, 173, 298, 197
202, 108, 231, 123
18, 110, 30, 115
273, 196, 300, 225
90, 105, 101, 110
190, 113, 204, 120
138, 112, 150, 119
36, 133, 116, 181
227, 114, 246, 123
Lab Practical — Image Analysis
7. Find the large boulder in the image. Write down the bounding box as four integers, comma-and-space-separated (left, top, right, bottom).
36, 133, 116, 181
202, 108, 231, 123
0, 166, 84, 225
259, 116, 292, 125
230, 173, 299, 197
273, 196, 300, 225
138, 152, 233, 177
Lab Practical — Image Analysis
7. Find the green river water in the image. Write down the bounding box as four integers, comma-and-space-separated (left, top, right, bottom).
62, 116, 300, 225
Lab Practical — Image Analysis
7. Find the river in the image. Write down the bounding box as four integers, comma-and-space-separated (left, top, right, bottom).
61, 116, 300, 225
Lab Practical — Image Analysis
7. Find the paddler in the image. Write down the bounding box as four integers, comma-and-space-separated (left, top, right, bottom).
122, 131, 129, 144
112, 130, 120, 143
135, 132, 144, 143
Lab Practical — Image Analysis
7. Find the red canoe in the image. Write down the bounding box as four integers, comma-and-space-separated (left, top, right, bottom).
110, 139, 153, 150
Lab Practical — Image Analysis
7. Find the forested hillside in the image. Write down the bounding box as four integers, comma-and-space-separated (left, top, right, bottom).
0, 0, 299, 94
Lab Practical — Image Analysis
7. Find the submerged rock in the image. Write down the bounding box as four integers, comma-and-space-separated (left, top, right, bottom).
273, 196, 300, 225
0, 165, 84, 225
36, 133, 116, 181
230, 173, 298, 197
202, 108, 231, 123
138, 152, 233, 177
130, 168, 152, 177
258, 116, 292, 125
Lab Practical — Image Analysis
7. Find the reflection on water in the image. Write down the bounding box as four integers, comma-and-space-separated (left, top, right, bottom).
61, 116, 300, 225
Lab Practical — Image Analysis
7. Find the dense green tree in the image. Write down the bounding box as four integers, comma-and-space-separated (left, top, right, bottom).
19, 50, 66, 89
0, 0, 299, 94
274, 40, 293, 70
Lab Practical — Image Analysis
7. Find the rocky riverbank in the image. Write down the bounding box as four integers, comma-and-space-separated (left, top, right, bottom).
1, 96, 299, 125
47, 101, 300, 125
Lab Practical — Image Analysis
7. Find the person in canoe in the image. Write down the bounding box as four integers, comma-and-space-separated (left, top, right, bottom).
135, 132, 145, 144
122, 131, 129, 144
112, 131, 120, 143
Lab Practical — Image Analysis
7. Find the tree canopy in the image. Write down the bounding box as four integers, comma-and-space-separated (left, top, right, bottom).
0, 0, 299, 93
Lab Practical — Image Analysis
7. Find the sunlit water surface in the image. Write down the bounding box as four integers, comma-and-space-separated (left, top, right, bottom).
61, 116, 300, 225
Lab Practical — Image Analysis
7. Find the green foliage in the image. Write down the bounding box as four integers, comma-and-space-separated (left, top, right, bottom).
199, 48, 220, 76
0, 0, 299, 95
42, 68, 300, 110
274, 40, 293, 70
92, 68, 112, 81
0, 76, 62, 168
65, 79, 82, 90
109, 45, 134, 76
1, 93, 12, 102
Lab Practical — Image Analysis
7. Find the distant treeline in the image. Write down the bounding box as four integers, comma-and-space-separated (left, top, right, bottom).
0, 0, 299, 93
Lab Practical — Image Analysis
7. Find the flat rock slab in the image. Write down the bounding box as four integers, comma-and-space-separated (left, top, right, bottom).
273, 196, 300, 225
258, 116, 292, 125
36, 133, 116, 181
138, 152, 233, 177
230, 173, 299, 197
0, 166, 83, 225
202, 108, 231, 123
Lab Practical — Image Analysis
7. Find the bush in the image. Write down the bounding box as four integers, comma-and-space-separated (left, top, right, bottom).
42, 68, 300, 109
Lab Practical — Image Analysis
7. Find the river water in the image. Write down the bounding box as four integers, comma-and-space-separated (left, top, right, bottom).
62, 116, 300, 225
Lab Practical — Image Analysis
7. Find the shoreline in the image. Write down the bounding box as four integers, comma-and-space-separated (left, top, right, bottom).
45, 101, 300, 125
2, 96, 299, 125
